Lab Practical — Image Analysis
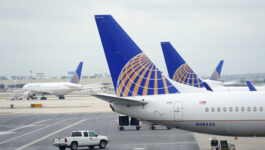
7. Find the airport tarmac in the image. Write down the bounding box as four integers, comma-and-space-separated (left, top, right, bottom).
0, 113, 199, 150
1, 95, 265, 150
0, 95, 112, 114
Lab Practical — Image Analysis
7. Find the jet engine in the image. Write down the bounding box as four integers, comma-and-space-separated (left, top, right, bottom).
23, 91, 36, 99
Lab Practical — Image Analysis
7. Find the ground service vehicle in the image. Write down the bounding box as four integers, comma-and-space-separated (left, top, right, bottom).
219, 140, 229, 150
117, 116, 140, 130
210, 138, 219, 150
53, 130, 108, 150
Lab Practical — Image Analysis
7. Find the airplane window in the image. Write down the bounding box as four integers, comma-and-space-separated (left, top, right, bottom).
205, 107, 209, 112
241, 107, 245, 112
259, 107, 263, 112
223, 107, 227, 112
253, 107, 257, 112
247, 107, 251, 112
235, 107, 239, 112
211, 107, 215, 112
217, 107, 221, 112
229, 107, 233, 112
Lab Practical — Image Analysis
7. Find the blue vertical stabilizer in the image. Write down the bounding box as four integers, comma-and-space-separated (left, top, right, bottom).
95, 15, 179, 97
210, 60, 224, 81
161, 42, 206, 88
70, 62, 83, 84
246, 81, 257, 91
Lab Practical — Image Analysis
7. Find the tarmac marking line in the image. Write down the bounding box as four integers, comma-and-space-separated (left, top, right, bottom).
9, 119, 51, 132
118, 141, 197, 146
15, 119, 87, 150
0, 119, 67, 145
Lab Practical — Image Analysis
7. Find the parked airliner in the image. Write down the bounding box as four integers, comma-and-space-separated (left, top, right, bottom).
161, 42, 265, 92
23, 62, 83, 100
94, 15, 265, 136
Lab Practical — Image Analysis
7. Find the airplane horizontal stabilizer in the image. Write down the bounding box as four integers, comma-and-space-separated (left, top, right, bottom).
92, 93, 148, 106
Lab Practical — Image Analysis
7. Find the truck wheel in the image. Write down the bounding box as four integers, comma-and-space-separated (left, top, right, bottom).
59, 146, 66, 150
99, 140, 107, 149
70, 142, 78, 150
89, 146, 94, 149
119, 126, 124, 130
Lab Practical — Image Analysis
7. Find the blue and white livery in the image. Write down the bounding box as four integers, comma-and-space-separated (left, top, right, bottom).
23, 62, 83, 100
70, 62, 83, 84
95, 15, 179, 97
94, 15, 265, 136
246, 81, 257, 91
210, 60, 224, 81
161, 42, 206, 88
160, 42, 260, 91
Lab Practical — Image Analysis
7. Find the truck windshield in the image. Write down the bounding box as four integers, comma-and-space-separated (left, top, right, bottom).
72, 132, 82, 137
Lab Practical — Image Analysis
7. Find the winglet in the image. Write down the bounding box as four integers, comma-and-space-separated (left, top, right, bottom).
70, 62, 83, 84
203, 82, 213, 91
246, 81, 257, 91
210, 60, 224, 81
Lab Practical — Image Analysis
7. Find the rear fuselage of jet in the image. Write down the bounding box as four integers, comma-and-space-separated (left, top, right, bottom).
111, 91, 265, 136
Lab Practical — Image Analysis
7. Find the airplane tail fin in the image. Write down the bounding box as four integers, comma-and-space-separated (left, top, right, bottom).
161, 42, 206, 88
210, 60, 224, 81
70, 62, 83, 84
95, 15, 179, 97
246, 81, 257, 91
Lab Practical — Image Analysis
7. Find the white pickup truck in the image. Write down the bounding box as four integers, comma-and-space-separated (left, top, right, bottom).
53, 130, 109, 150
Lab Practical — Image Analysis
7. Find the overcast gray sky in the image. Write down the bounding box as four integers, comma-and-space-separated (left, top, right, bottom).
1, 0, 265, 77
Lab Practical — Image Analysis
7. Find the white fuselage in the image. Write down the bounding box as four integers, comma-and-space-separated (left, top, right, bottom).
23, 82, 82, 96
111, 91, 265, 136
204, 79, 265, 92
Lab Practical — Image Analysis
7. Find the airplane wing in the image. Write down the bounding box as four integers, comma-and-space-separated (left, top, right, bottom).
222, 80, 240, 86
83, 83, 103, 87
92, 93, 148, 106
26, 90, 50, 95
64, 84, 82, 90
82, 84, 104, 90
